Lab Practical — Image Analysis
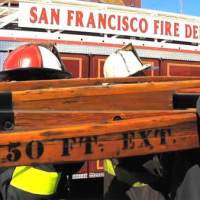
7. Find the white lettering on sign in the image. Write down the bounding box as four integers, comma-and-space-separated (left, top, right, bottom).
18, 2, 200, 43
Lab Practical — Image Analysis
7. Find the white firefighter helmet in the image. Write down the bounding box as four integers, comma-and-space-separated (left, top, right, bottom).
103, 48, 150, 78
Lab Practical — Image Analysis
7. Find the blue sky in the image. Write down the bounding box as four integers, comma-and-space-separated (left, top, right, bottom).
142, 0, 200, 17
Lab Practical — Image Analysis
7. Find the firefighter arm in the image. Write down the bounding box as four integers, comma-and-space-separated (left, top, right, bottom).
8, 165, 61, 200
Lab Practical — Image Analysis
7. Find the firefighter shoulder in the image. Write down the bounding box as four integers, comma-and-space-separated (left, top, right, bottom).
0, 44, 82, 200
103, 46, 167, 200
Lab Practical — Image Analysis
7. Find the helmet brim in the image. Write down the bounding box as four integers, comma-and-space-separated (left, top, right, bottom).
0, 68, 72, 81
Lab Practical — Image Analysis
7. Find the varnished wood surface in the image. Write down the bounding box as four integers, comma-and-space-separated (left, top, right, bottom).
0, 77, 200, 91
0, 112, 198, 167
13, 110, 195, 131
10, 80, 200, 111
0, 78, 199, 166
176, 88, 200, 94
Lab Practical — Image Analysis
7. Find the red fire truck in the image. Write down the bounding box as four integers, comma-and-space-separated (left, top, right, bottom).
1, 1, 200, 197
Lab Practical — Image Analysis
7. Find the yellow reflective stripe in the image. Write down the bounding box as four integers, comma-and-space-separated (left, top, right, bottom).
104, 159, 116, 176
104, 160, 146, 187
132, 181, 146, 187
11, 166, 61, 195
